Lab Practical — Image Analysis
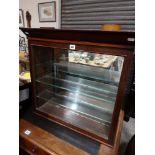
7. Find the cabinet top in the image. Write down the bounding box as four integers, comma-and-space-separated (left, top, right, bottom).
20, 28, 135, 46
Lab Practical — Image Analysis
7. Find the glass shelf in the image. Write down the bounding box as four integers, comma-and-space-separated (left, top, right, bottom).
36, 74, 117, 104
54, 62, 120, 86
36, 89, 112, 124
36, 97, 110, 140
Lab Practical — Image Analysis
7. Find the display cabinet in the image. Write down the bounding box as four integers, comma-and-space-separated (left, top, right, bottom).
20, 28, 134, 146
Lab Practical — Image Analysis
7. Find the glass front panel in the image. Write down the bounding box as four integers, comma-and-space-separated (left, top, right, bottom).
32, 45, 124, 140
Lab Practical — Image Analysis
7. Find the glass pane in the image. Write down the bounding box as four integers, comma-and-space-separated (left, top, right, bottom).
32, 45, 124, 140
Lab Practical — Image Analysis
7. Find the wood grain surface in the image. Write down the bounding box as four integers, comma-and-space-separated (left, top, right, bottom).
20, 119, 89, 155
98, 110, 124, 155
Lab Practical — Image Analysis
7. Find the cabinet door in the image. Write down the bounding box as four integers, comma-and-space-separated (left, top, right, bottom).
30, 44, 126, 143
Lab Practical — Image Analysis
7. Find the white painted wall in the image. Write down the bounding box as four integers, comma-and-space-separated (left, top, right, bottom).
19, 0, 61, 29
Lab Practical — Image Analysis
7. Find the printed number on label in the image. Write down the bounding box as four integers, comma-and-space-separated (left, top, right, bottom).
70, 44, 76, 50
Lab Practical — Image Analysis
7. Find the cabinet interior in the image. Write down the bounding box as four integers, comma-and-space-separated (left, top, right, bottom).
32, 45, 124, 140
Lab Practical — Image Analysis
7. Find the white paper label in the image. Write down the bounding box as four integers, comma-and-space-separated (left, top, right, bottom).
127, 38, 135, 42
24, 129, 31, 135
70, 44, 76, 50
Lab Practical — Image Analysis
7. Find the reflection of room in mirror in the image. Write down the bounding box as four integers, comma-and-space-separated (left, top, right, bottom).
68, 50, 124, 72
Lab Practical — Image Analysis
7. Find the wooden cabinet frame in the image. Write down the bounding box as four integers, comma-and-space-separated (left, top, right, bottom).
20, 28, 134, 147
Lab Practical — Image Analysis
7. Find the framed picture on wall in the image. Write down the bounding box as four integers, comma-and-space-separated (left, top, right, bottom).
38, 2, 56, 22
19, 9, 24, 27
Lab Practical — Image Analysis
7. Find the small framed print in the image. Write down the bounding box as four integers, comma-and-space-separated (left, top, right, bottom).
19, 9, 24, 27
38, 2, 56, 22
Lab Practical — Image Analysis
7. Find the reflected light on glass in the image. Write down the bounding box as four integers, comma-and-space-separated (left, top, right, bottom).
70, 103, 78, 110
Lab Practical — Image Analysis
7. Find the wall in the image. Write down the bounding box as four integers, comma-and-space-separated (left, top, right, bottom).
19, 0, 61, 28
19, 0, 61, 50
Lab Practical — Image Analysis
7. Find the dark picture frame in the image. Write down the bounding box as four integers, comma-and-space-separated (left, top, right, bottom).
38, 2, 56, 22
19, 9, 24, 27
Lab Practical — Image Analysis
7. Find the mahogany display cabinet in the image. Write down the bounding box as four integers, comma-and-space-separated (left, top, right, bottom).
20, 28, 135, 147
